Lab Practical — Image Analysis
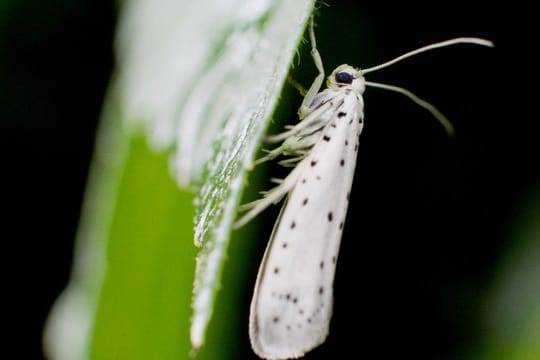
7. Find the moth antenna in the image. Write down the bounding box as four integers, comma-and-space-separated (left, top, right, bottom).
365, 81, 455, 135
362, 37, 493, 74
362, 37, 493, 134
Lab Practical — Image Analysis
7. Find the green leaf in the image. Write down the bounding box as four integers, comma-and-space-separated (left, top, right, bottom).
189, 1, 314, 350
44, 0, 314, 358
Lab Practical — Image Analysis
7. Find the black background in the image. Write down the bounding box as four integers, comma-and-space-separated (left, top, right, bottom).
2, 1, 115, 359
2, 1, 536, 359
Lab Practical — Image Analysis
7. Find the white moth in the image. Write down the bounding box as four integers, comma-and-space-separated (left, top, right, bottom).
235, 17, 492, 360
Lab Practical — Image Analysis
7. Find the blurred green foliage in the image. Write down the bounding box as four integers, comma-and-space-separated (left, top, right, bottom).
89, 135, 196, 359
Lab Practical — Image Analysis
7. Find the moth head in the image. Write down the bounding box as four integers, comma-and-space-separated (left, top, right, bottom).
327, 64, 365, 92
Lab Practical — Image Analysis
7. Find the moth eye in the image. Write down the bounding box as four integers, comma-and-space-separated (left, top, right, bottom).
335, 72, 353, 84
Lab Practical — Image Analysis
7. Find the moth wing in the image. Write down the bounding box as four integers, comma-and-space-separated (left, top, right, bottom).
250, 93, 364, 359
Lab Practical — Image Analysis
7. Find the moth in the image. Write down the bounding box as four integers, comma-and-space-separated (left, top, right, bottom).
235, 16, 492, 360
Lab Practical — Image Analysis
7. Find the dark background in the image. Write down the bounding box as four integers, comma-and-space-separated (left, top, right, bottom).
2, 1, 115, 359
2, 0, 536, 359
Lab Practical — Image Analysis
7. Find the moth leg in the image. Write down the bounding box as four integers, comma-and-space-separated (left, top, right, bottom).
254, 130, 315, 167
252, 146, 286, 166
234, 161, 304, 228
287, 75, 307, 97
299, 15, 325, 120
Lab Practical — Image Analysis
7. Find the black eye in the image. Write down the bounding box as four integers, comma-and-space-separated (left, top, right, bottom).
335, 72, 353, 84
